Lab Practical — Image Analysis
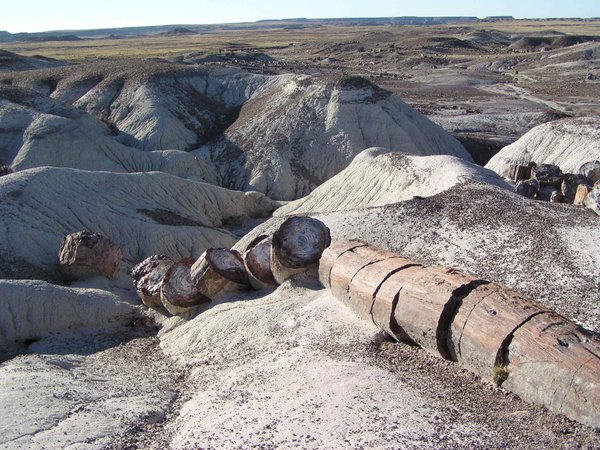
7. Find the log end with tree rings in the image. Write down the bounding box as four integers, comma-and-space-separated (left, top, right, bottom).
205, 248, 250, 286
244, 235, 277, 289
271, 217, 331, 284
132, 254, 175, 308
191, 248, 250, 299
161, 257, 210, 315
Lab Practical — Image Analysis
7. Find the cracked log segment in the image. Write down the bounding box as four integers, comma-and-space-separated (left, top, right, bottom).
271, 217, 331, 284
132, 254, 175, 308
161, 258, 209, 315
321, 240, 600, 428
191, 248, 250, 300
243, 235, 277, 290
58, 231, 122, 281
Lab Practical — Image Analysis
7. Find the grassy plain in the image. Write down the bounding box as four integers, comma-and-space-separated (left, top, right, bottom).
2, 20, 599, 61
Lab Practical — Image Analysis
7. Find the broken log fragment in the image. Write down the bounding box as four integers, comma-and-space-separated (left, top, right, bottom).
132, 254, 175, 308
502, 312, 600, 428
271, 217, 331, 284
191, 248, 249, 299
58, 231, 122, 281
243, 235, 277, 289
161, 258, 209, 315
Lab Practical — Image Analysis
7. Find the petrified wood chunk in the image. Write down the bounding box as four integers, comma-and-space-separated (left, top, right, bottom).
514, 179, 539, 199
573, 184, 591, 206
584, 185, 600, 216
161, 258, 209, 315
502, 312, 600, 428
535, 186, 559, 202
271, 217, 331, 284
507, 164, 532, 182
243, 235, 277, 289
58, 231, 122, 281
578, 159, 600, 184
191, 248, 249, 299
561, 174, 592, 204
132, 254, 175, 308
532, 163, 564, 187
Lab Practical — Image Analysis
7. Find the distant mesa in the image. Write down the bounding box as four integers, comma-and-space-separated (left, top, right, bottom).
161, 27, 198, 36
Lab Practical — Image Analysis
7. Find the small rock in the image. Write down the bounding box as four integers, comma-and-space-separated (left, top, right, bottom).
515, 179, 539, 199
561, 174, 592, 204
550, 190, 563, 203
58, 231, 122, 281
578, 160, 600, 184
574, 184, 591, 206
584, 185, 600, 216
536, 186, 559, 202
532, 164, 563, 187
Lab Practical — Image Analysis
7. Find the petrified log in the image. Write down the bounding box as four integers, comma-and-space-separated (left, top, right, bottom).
327, 245, 391, 302
573, 184, 591, 206
583, 185, 600, 216
318, 240, 368, 289
392, 266, 483, 359
561, 174, 592, 204
271, 217, 331, 284
502, 312, 600, 428
243, 235, 277, 289
58, 231, 122, 281
448, 283, 549, 382
507, 164, 532, 182
514, 179, 538, 199
532, 163, 563, 187
578, 159, 600, 184
191, 248, 250, 299
132, 254, 175, 308
371, 264, 423, 343
322, 240, 600, 428
535, 186, 559, 202
161, 258, 209, 315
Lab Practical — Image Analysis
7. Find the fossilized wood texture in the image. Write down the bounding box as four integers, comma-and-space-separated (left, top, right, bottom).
58, 231, 122, 281
271, 217, 331, 284
321, 240, 600, 428
132, 254, 175, 308
243, 235, 277, 290
191, 248, 250, 300
161, 258, 209, 315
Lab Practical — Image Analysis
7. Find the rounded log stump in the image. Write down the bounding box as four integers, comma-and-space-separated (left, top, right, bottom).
191, 248, 249, 299
271, 217, 331, 284
244, 235, 277, 289
132, 254, 175, 308
161, 258, 209, 315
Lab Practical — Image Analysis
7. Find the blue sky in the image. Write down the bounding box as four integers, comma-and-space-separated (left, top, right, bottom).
2, 0, 599, 33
